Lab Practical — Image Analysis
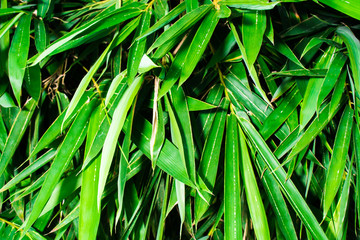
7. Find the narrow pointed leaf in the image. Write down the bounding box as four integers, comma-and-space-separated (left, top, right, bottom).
97, 75, 144, 208
195, 98, 228, 222
21, 99, 96, 233
63, 36, 115, 125
169, 85, 196, 183
127, 10, 150, 83
300, 38, 341, 129
179, 9, 219, 85
242, 10, 266, 66
148, 4, 212, 53
224, 114, 242, 239
237, 116, 327, 240
323, 105, 353, 217
136, 2, 186, 41
319, 0, 360, 20
239, 127, 270, 240
8, 13, 31, 105
336, 26, 360, 93
0, 98, 37, 176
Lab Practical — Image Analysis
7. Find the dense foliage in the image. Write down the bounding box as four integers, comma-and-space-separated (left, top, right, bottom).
0, 0, 360, 239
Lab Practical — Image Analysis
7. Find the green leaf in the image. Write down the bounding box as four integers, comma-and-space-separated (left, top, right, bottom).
24, 65, 41, 101
63, 35, 116, 126
148, 4, 212, 53
0, 98, 37, 176
0, 92, 16, 108
325, 158, 352, 239
0, 8, 23, 17
34, 19, 47, 53
29, 91, 92, 158
224, 113, 242, 239
239, 127, 270, 240
288, 94, 346, 160
300, 37, 341, 129
138, 54, 159, 74
187, 96, 217, 111
237, 116, 327, 240
136, 2, 186, 41
273, 36, 305, 69
150, 77, 165, 164
179, 9, 219, 85
255, 155, 298, 240
29, 4, 144, 66
281, 16, 332, 38
195, 98, 228, 222
267, 69, 327, 81
323, 105, 353, 217
169, 85, 196, 183
98, 75, 144, 208
318, 0, 360, 20
21, 99, 96, 234
317, 52, 347, 110
79, 108, 102, 240
336, 26, 360, 94
242, 10, 266, 66
230, 21, 272, 106
8, 13, 31, 105
129, 116, 194, 187
127, 10, 151, 83
0, 12, 23, 40
261, 87, 302, 140
220, 0, 280, 10
0, 149, 56, 192
157, 29, 195, 99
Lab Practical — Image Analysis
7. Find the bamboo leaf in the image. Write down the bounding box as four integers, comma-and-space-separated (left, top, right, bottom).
20, 99, 96, 234
0, 149, 56, 192
300, 37, 341, 129
318, 0, 360, 20
323, 105, 353, 217
150, 77, 165, 164
336, 26, 360, 94
34, 19, 47, 53
255, 155, 298, 240
179, 9, 219, 85
187, 96, 217, 111
29, 4, 144, 66
220, 0, 280, 10
148, 4, 212, 53
317, 53, 347, 110
230, 21, 272, 106
37, 0, 51, 18
136, 2, 186, 41
0, 98, 37, 176
127, 10, 150, 83
239, 126, 270, 240
97, 75, 144, 208
195, 98, 228, 222
288, 95, 346, 160
129, 116, 194, 187
237, 116, 328, 240
24, 65, 41, 101
8, 13, 31, 105
79, 107, 102, 240
242, 10, 266, 66
29, 91, 92, 158
261, 87, 302, 140
224, 114, 242, 239
168, 85, 196, 183
63, 35, 116, 126
0, 12, 23, 40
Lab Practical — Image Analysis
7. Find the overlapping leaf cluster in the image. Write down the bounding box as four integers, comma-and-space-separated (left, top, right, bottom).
0, 0, 360, 239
